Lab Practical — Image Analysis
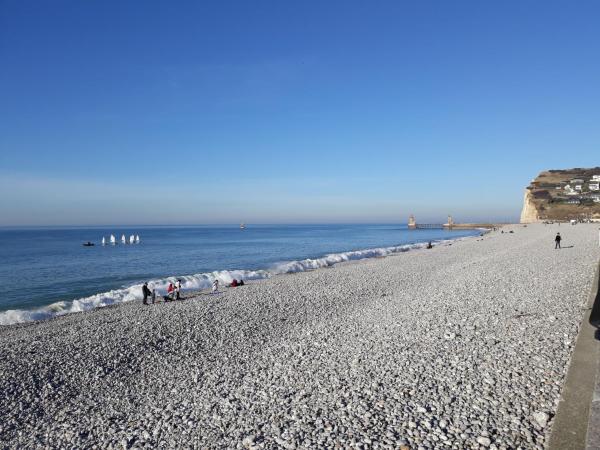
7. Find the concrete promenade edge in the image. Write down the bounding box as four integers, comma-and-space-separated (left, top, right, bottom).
586, 259, 600, 450
548, 259, 600, 450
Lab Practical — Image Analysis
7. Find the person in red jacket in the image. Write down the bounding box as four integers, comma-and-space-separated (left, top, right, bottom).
230, 279, 238, 287
167, 282, 175, 300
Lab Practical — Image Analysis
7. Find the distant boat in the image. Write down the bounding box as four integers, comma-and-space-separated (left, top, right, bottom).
82, 241, 94, 247
110, 234, 116, 245
101, 237, 106, 246
129, 234, 135, 244
240, 223, 246, 230
121, 234, 127, 244
135, 235, 140, 243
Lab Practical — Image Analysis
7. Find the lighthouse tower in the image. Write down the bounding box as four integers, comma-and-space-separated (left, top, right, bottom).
408, 215, 417, 229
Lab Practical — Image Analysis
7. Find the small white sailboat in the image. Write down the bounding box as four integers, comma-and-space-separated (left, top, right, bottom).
121, 234, 127, 245
135, 235, 140, 243
110, 234, 116, 245
240, 222, 246, 230
102, 237, 106, 246
129, 234, 135, 244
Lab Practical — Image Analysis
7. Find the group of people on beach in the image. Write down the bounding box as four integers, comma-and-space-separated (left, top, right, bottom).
141, 283, 155, 305
166, 280, 183, 301
140, 279, 182, 305
229, 278, 245, 287
141, 277, 245, 305
209, 278, 245, 293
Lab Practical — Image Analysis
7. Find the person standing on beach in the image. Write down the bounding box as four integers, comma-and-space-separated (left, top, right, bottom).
555, 232, 562, 249
176, 279, 182, 300
142, 282, 152, 305
212, 279, 219, 294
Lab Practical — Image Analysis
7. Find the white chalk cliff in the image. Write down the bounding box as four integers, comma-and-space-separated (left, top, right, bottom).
520, 190, 540, 223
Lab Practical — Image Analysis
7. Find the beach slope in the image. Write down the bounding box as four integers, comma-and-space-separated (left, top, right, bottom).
1, 224, 599, 449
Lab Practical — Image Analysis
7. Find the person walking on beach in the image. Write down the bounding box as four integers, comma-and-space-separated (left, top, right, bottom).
555, 232, 562, 249
212, 279, 219, 294
151, 288, 156, 304
142, 282, 152, 305
167, 282, 175, 301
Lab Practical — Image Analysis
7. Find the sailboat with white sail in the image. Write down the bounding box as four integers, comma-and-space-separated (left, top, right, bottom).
103, 233, 140, 246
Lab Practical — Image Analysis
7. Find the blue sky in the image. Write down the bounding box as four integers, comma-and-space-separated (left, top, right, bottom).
1, 1, 599, 225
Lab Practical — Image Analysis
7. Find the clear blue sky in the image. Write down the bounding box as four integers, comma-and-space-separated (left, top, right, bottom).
1, 1, 599, 225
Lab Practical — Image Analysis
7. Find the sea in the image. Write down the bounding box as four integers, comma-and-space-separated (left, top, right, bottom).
0, 224, 480, 325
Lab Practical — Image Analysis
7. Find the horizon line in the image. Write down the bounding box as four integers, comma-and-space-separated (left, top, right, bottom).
0, 220, 518, 230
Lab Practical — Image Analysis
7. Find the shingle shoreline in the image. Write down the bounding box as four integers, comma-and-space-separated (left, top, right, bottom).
1, 223, 599, 449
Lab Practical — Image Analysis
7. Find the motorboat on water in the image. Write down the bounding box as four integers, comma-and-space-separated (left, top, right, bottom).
82, 241, 95, 247
240, 222, 246, 230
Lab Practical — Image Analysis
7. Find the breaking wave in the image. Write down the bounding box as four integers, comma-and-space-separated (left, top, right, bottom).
0, 239, 452, 326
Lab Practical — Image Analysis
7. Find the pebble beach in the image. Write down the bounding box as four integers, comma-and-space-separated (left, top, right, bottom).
1, 223, 599, 449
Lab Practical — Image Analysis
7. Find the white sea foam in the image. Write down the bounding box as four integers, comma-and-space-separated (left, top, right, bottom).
0, 239, 456, 326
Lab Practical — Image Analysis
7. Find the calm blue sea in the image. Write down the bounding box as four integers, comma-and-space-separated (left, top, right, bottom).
0, 224, 479, 324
